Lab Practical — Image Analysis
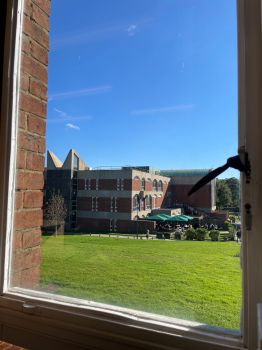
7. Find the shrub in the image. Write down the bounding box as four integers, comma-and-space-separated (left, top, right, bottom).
184, 228, 196, 240
222, 221, 235, 241
195, 228, 208, 241
174, 231, 182, 240
209, 230, 220, 241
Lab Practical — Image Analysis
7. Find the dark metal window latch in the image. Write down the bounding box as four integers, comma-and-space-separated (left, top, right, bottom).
188, 153, 251, 196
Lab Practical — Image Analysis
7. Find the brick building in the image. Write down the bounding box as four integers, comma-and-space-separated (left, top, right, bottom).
159, 169, 216, 212
45, 149, 170, 232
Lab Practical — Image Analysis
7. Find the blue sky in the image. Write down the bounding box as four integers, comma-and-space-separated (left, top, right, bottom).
47, 0, 238, 178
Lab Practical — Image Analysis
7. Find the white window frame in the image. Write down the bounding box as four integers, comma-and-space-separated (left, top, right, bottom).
0, 0, 261, 349
114, 197, 117, 212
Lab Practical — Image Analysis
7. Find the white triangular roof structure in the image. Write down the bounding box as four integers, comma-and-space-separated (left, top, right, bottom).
47, 150, 63, 169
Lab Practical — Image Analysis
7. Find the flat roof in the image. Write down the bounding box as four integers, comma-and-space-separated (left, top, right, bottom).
159, 169, 212, 177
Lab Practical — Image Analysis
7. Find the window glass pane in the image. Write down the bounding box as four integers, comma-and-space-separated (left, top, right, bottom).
12, 0, 240, 333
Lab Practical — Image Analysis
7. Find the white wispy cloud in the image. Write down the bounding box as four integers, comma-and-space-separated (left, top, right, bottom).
127, 24, 137, 36
47, 108, 92, 124
48, 85, 112, 101
66, 123, 80, 130
51, 18, 152, 50
131, 104, 195, 116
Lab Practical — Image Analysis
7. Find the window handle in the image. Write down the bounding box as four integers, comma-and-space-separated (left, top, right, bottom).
188, 154, 250, 196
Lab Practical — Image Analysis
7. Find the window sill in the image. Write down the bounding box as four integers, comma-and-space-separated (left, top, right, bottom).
0, 289, 243, 350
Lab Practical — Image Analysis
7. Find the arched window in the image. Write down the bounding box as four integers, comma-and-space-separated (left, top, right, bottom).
141, 178, 145, 190
153, 194, 157, 209
145, 195, 152, 210
158, 180, 163, 192
140, 197, 145, 211
153, 179, 157, 192
133, 194, 140, 211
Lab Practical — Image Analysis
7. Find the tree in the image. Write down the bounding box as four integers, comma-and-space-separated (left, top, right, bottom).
216, 180, 232, 209
224, 177, 240, 208
44, 192, 67, 236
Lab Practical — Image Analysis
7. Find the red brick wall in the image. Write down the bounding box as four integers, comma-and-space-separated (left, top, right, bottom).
117, 198, 132, 213
172, 184, 212, 209
12, 0, 50, 288
145, 180, 153, 191
77, 179, 85, 190
90, 179, 96, 190
98, 197, 111, 211
132, 179, 141, 191
77, 218, 110, 231
117, 220, 155, 234
77, 218, 155, 233
99, 179, 117, 190
77, 197, 92, 211
124, 179, 132, 190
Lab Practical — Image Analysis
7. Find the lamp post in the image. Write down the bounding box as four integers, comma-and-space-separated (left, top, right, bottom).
136, 202, 139, 239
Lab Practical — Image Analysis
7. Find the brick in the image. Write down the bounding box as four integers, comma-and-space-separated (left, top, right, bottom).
23, 0, 32, 16
28, 114, 46, 135
32, 0, 51, 16
16, 171, 44, 190
21, 53, 47, 82
12, 248, 41, 271
32, 3, 49, 31
16, 150, 26, 169
20, 92, 46, 118
21, 34, 30, 53
26, 152, 44, 171
23, 247, 41, 269
22, 229, 41, 249
20, 74, 30, 92
31, 40, 48, 65
18, 130, 45, 153
13, 232, 23, 250
29, 78, 47, 100
24, 191, 43, 208
11, 271, 21, 287
20, 265, 40, 288
15, 191, 23, 210
14, 209, 42, 230
18, 110, 27, 129
23, 15, 49, 49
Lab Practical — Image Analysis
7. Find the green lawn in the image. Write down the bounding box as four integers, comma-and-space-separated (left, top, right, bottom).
41, 236, 241, 330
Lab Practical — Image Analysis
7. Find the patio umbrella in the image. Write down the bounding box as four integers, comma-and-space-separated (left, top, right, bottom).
146, 214, 168, 221
167, 215, 189, 222
180, 215, 194, 220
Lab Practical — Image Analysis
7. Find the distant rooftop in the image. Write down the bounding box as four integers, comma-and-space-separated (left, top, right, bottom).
158, 169, 212, 177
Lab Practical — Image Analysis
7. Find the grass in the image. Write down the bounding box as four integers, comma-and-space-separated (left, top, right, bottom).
41, 235, 241, 330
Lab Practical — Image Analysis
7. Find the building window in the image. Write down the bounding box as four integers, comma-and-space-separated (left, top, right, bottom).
110, 197, 113, 212
113, 219, 117, 232
121, 178, 124, 190
145, 195, 152, 210
133, 194, 140, 212
114, 197, 117, 212
141, 178, 145, 190
153, 180, 157, 192
158, 180, 163, 192
73, 154, 79, 170
153, 194, 157, 209
96, 179, 99, 190
117, 178, 120, 190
